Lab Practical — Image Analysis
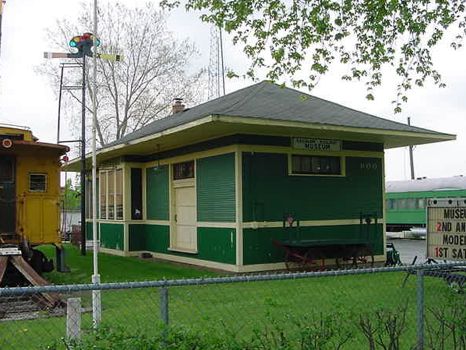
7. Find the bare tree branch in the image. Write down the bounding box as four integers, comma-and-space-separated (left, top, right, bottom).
37, 1, 207, 149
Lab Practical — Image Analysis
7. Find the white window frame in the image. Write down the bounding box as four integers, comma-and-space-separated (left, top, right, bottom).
99, 168, 124, 221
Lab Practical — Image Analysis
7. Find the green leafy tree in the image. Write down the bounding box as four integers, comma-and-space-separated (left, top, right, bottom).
62, 178, 80, 211
163, 0, 466, 112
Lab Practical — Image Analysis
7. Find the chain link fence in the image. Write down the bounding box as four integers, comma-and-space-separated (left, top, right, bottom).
0, 263, 464, 350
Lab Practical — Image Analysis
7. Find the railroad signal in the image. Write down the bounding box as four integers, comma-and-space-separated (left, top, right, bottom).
68, 32, 100, 58
44, 33, 123, 61
44, 33, 122, 257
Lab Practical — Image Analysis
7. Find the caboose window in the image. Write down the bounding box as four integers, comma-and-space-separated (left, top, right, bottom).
290, 155, 341, 176
29, 173, 47, 192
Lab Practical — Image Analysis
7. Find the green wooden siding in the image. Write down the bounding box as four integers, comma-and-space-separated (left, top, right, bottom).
128, 224, 236, 264
196, 153, 236, 222
100, 223, 124, 250
86, 222, 93, 240
243, 224, 384, 265
197, 227, 236, 264
242, 153, 383, 222
146, 166, 169, 220
129, 224, 169, 252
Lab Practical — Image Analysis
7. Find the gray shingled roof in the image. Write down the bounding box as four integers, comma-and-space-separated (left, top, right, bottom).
387, 176, 466, 193
105, 80, 449, 149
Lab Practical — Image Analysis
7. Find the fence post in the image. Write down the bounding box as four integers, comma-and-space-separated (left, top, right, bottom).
160, 286, 169, 325
66, 297, 81, 341
416, 269, 424, 350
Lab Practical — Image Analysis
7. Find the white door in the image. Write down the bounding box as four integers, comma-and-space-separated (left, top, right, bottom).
173, 180, 197, 251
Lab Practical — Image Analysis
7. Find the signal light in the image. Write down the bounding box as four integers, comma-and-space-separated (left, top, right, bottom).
68, 33, 100, 52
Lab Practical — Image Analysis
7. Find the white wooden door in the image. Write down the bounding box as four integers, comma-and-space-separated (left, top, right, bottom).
173, 180, 197, 251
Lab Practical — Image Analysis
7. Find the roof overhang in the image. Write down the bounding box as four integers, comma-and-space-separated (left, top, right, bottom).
0, 140, 69, 156
62, 114, 455, 171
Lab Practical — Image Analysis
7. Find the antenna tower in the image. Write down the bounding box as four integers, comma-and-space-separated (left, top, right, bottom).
208, 25, 225, 100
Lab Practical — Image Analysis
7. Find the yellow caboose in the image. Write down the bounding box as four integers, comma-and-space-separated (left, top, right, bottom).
0, 124, 69, 282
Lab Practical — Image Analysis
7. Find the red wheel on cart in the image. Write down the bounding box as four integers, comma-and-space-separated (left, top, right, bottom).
351, 247, 374, 268
285, 250, 312, 271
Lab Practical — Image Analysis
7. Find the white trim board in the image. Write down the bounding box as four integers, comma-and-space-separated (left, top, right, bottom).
242, 218, 385, 229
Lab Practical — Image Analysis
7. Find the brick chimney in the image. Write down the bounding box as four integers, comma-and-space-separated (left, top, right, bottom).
171, 98, 185, 114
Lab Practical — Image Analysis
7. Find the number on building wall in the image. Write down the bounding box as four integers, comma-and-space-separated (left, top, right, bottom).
360, 162, 378, 170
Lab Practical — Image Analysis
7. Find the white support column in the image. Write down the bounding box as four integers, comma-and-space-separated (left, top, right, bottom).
91, 0, 101, 328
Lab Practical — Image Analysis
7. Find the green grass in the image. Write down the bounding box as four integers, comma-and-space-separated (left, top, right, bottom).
0, 245, 464, 350
39, 244, 220, 284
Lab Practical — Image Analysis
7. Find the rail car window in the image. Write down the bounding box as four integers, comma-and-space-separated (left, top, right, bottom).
290, 155, 341, 175
386, 199, 394, 210
388, 198, 427, 210
0, 158, 14, 182
417, 198, 425, 209
99, 169, 123, 220
29, 173, 47, 192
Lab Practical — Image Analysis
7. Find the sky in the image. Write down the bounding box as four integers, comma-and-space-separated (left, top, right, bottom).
1, 0, 466, 182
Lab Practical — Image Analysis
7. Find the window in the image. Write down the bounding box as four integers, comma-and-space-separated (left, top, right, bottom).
0, 158, 14, 182
100, 173, 107, 219
417, 198, 425, 209
29, 173, 47, 192
115, 169, 123, 220
386, 199, 394, 210
290, 155, 341, 175
173, 161, 194, 180
108, 171, 115, 219
85, 178, 99, 219
85, 178, 92, 219
99, 169, 123, 220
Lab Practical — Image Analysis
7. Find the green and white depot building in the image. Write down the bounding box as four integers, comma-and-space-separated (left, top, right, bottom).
67, 81, 454, 272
